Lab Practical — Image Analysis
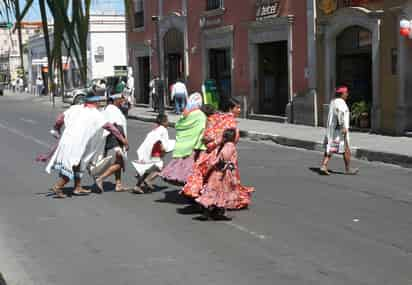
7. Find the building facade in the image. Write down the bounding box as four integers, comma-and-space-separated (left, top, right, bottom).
28, 14, 127, 91
127, 0, 309, 120
314, 0, 412, 135
0, 22, 42, 83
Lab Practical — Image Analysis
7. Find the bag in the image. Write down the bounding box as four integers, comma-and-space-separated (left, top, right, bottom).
88, 154, 114, 178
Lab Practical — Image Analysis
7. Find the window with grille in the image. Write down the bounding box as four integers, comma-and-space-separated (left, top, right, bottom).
206, 0, 223, 11
134, 0, 144, 28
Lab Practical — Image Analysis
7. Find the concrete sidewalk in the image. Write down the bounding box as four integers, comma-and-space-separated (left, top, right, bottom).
129, 106, 412, 168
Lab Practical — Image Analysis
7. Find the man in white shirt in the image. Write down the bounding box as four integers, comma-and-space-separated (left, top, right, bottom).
320, 86, 359, 176
171, 79, 188, 114
36, 77, 43, 96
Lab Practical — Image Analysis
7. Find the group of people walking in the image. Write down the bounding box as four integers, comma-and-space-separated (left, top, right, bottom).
37, 81, 359, 221
37, 89, 254, 221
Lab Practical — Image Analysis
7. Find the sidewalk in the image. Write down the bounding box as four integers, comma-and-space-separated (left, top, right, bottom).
128, 106, 412, 168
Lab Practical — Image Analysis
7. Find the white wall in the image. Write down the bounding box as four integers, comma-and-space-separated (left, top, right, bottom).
89, 15, 127, 79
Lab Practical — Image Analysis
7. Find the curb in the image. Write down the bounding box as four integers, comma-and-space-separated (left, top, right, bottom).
128, 114, 412, 169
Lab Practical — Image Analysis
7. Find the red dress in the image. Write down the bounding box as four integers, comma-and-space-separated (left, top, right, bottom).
182, 113, 254, 209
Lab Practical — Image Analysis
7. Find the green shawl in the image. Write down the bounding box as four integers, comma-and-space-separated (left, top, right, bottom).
173, 109, 206, 158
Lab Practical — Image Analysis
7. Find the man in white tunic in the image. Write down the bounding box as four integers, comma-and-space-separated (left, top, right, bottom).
320, 86, 359, 175
46, 93, 128, 198
92, 94, 129, 193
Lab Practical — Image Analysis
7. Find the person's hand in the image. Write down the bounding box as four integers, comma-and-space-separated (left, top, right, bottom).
123, 140, 129, 151
342, 128, 348, 135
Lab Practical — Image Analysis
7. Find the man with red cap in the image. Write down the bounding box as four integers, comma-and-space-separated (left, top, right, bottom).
320, 86, 359, 175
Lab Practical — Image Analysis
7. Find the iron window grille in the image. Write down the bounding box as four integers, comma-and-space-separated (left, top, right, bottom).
206, 0, 223, 11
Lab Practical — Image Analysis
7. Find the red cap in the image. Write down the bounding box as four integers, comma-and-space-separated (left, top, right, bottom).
335, 86, 348, 94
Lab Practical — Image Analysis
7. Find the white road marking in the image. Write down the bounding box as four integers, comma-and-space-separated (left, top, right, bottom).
0, 120, 50, 148
20, 118, 38, 125
226, 221, 270, 241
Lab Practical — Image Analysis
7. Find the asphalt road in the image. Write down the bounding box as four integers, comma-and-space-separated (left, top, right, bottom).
0, 94, 412, 285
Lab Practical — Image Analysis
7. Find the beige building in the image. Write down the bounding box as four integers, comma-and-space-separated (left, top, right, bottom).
313, 0, 412, 135
0, 22, 42, 82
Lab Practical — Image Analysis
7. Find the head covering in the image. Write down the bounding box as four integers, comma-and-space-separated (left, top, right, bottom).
185, 92, 203, 112
335, 86, 348, 95
84, 90, 102, 103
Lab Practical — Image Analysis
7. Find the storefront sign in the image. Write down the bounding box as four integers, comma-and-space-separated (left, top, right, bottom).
256, 0, 281, 20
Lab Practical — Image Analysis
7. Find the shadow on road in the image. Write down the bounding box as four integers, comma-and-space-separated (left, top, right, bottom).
309, 167, 345, 175
155, 190, 191, 205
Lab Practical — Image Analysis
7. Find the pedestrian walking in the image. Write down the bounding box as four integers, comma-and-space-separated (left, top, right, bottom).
42, 92, 128, 198
149, 76, 159, 112
91, 94, 129, 193
171, 79, 188, 115
131, 114, 175, 194
160, 93, 206, 185
36, 76, 43, 96
182, 97, 254, 209
320, 86, 359, 176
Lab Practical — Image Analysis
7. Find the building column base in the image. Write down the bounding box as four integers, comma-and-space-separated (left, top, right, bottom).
370, 104, 381, 133
395, 105, 408, 135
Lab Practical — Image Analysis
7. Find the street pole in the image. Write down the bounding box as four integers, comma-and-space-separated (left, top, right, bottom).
153, 16, 164, 115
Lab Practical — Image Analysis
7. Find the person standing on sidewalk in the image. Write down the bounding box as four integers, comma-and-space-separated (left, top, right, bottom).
171, 79, 188, 115
149, 76, 159, 112
36, 77, 43, 96
320, 86, 359, 176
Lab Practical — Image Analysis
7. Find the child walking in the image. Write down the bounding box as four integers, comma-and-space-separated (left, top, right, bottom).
131, 114, 175, 194
195, 128, 240, 220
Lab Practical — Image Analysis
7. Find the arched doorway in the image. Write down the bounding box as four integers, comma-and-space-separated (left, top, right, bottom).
336, 26, 372, 128
321, 7, 382, 131
163, 28, 184, 101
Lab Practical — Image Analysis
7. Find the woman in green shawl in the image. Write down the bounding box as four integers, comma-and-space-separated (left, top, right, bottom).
160, 93, 209, 185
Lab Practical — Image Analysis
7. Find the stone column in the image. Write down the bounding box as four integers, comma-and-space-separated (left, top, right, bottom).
396, 14, 408, 134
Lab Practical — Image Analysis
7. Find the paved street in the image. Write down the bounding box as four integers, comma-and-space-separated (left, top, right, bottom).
0, 94, 412, 285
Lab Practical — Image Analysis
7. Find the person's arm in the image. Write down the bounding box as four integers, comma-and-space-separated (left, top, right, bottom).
53, 113, 65, 134
103, 123, 129, 149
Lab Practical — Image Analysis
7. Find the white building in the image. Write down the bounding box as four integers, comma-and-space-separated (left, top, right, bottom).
27, 14, 127, 92
88, 14, 127, 80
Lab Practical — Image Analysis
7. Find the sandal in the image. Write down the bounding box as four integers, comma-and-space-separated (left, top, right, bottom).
95, 177, 104, 193
115, 184, 129, 192
131, 185, 145, 194
319, 166, 330, 176
345, 168, 359, 175
51, 185, 66, 199
73, 187, 91, 195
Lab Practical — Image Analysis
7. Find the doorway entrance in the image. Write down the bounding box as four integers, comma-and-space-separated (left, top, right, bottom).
209, 48, 232, 106
336, 26, 372, 127
257, 41, 288, 116
137, 56, 150, 104
164, 28, 184, 103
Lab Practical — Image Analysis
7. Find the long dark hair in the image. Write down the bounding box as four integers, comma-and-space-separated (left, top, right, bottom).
223, 97, 240, 112
217, 128, 237, 154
